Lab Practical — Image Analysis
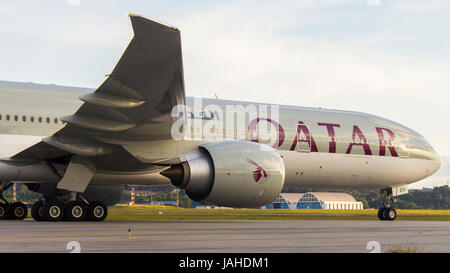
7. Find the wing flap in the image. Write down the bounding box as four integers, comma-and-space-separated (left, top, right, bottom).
43, 136, 118, 157
61, 114, 137, 132
80, 92, 146, 108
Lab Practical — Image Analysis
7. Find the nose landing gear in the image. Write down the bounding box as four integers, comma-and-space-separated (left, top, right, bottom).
378, 188, 397, 221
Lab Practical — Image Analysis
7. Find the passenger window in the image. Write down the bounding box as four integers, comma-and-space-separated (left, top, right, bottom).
6, 115, 10, 121
30, 117, 34, 123
38, 117, 42, 123
22, 116, 26, 122
14, 115, 18, 121
54, 118, 58, 124
46, 117, 50, 123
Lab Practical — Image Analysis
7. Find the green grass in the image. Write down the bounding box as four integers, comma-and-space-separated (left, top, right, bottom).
106, 205, 450, 221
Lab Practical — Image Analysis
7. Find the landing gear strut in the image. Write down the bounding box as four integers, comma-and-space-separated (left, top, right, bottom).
0, 182, 28, 220
378, 188, 397, 221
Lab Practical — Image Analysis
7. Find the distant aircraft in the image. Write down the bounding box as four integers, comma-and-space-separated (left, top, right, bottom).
0, 14, 440, 222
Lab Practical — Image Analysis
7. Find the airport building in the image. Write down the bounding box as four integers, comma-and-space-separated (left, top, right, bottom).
265, 192, 363, 210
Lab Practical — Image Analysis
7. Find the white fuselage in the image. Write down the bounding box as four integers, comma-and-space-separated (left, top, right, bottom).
0, 81, 441, 189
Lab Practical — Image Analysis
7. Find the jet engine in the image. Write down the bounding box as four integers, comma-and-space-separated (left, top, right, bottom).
162, 141, 285, 207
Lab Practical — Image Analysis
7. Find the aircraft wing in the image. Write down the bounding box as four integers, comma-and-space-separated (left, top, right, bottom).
13, 14, 185, 162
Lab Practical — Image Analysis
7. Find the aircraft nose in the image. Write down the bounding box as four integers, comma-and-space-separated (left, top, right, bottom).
427, 149, 441, 176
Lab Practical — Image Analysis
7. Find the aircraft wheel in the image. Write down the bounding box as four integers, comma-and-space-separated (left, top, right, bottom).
42, 200, 64, 221
377, 208, 386, 221
9, 202, 28, 220
0, 203, 9, 220
87, 201, 108, 221
64, 201, 86, 221
31, 200, 45, 221
384, 208, 397, 221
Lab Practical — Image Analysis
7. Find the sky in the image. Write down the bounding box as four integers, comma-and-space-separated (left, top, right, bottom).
0, 0, 449, 188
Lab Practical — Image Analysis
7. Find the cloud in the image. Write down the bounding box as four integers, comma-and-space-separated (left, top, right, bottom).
0, 0, 449, 157
394, 0, 450, 13
172, 0, 450, 156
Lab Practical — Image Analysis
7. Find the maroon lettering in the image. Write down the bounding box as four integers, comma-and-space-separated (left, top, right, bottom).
375, 127, 398, 157
290, 121, 318, 152
318, 122, 340, 153
248, 118, 285, 149
346, 125, 372, 155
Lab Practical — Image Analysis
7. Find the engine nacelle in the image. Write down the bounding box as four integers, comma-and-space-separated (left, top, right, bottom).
162, 141, 285, 208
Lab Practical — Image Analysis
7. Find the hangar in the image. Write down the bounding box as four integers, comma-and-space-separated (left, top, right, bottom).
265, 192, 363, 210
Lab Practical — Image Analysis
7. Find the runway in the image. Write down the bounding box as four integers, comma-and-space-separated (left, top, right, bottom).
1, 220, 450, 253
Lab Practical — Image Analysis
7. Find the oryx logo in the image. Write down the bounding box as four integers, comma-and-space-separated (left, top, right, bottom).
247, 159, 268, 183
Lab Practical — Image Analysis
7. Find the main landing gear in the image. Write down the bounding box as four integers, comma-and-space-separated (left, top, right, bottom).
31, 197, 108, 222
0, 182, 108, 222
377, 188, 397, 221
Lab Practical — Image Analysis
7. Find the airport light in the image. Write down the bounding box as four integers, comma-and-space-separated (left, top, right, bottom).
172, 189, 180, 208
130, 186, 135, 206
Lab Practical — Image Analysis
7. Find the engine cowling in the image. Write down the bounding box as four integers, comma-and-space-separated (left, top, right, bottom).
162, 141, 285, 207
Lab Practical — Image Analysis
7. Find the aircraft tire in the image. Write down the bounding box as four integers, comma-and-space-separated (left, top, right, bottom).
31, 200, 45, 221
64, 201, 87, 221
0, 203, 9, 220
384, 208, 397, 221
8, 202, 28, 220
377, 208, 386, 220
41, 200, 64, 221
87, 201, 108, 222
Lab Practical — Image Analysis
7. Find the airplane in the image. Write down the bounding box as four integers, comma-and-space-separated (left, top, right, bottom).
0, 14, 441, 222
